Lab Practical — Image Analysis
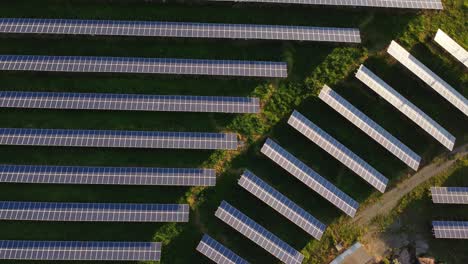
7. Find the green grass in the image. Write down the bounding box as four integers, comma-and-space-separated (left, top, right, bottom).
0, 1, 466, 264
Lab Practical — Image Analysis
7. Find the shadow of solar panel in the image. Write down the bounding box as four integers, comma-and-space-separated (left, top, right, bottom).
0, 91, 261, 114
0, 164, 216, 186
196, 234, 250, 264
434, 29, 468, 68
238, 170, 326, 239
207, 0, 443, 9
0, 201, 189, 222
387, 41, 467, 116
0, 55, 287, 78
260, 138, 359, 217
288, 110, 389, 193
0, 128, 239, 150
0, 18, 361, 43
0, 240, 161, 261
215, 201, 304, 264
431, 187, 468, 204
433, 221, 468, 239
319, 85, 421, 171
355, 64, 456, 150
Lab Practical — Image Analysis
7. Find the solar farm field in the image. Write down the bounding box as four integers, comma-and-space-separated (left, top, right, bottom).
0, 0, 466, 263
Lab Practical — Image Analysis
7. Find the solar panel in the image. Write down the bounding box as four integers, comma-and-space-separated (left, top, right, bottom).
433, 221, 468, 239
238, 170, 326, 240
0, 18, 361, 43
0, 91, 261, 114
0, 240, 161, 261
215, 201, 304, 264
288, 110, 389, 193
0, 164, 215, 186
431, 187, 468, 204
355, 65, 456, 150
434, 29, 468, 68
0, 128, 239, 150
319, 85, 421, 170
196, 234, 250, 264
0, 201, 189, 222
207, 0, 443, 10
260, 138, 359, 217
0, 55, 288, 78
387, 41, 468, 116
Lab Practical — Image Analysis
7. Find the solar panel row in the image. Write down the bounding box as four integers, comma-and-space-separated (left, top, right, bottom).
0, 128, 239, 150
0, 91, 261, 114
434, 29, 468, 68
260, 138, 359, 217
196, 234, 250, 264
215, 201, 304, 264
208, 0, 443, 10
0, 55, 288, 78
433, 221, 468, 239
387, 41, 468, 117
0, 201, 189, 222
319, 85, 421, 170
288, 110, 389, 193
238, 170, 326, 239
0, 164, 216, 186
431, 187, 468, 204
0, 240, 161, 261
355, 65, 456, 150
0, 18, 361, 43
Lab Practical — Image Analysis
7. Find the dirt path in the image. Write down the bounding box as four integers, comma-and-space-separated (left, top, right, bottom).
353, 143, 468, 226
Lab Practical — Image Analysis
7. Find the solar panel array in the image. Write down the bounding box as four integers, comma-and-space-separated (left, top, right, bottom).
387, 41, 468, 117
215, 201, 304, 264
319, 85, 421, 170
355, 65, 456, 151
0, 240, 161, 261
0, 55, 288, 78
260, 138, 359, 217
434, 29, 468, 68
238, 170, 326, 239
196, 234, 250, 264
0, 128, 239, 150
0, 164, 215, 186
433, 221, 468, 239
431, 187, 468, 204
288, 110, 389, 193
0, 91, 261, 114
0, 201, 189, 222
0, 18, 361, 43
208, 0, 443, 10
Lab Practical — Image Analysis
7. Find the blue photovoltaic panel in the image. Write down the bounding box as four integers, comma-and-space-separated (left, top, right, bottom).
238, 170, 326, 240
208, 0, 443, 9
288, 110, 389, 193
431, 187, 468, 204
433, 221, 468, 239
355, 65, 456, 150
0, 201, 189, 222
215, 201, 304, 264
196, 234, 250, 264
0, 240, 161, 261
0, 55, 288, 78
0, 18, 361, 43
434, 29, 468, 68
0, 164, 216, 186
0, 91, 261, 114
260, 138, 359, 217
0, 128, 239, 150
387, 41, 467, 116
319, 85, 421, 170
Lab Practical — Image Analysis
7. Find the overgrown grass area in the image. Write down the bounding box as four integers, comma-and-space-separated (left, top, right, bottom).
0, 1, 466, 264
